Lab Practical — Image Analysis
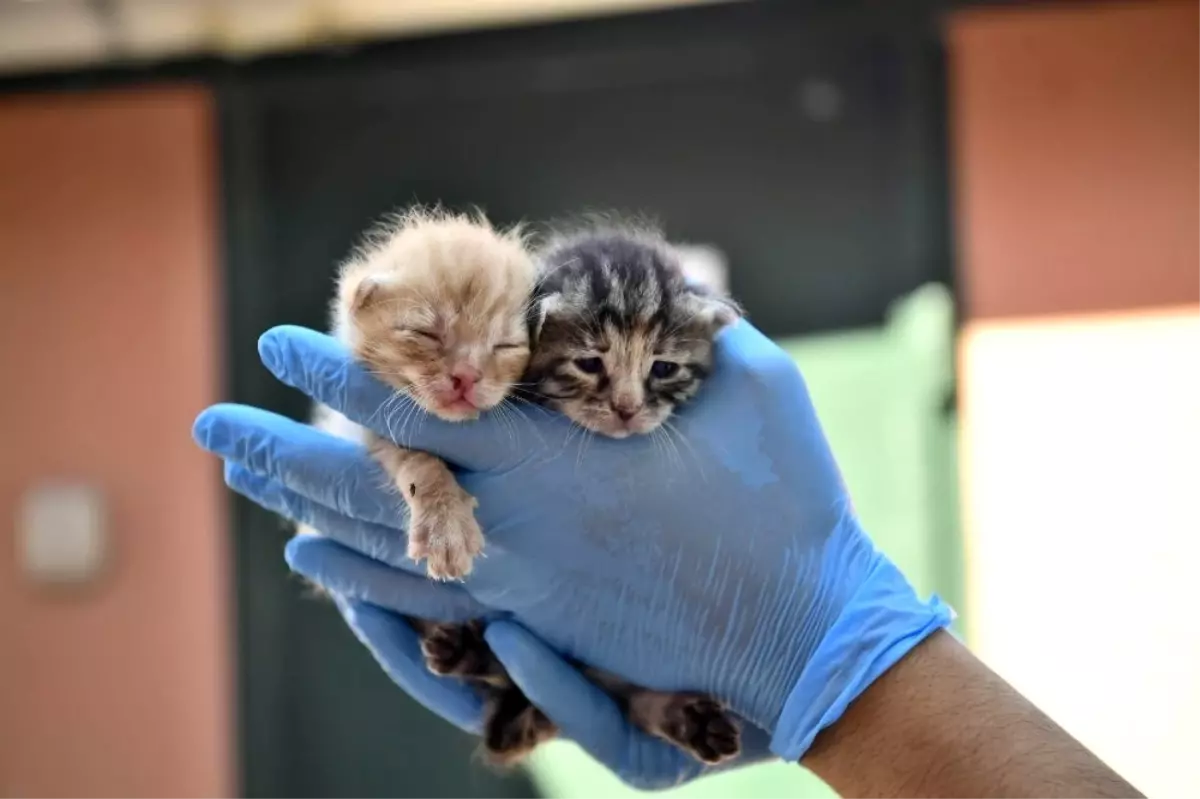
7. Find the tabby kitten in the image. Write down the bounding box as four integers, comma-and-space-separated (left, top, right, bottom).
423, 222, 744, 766
296, 207, 535, 652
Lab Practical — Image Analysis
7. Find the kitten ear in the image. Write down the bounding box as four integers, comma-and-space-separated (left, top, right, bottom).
527, 293, 562, 345
349, 274, 394, 313
684, 286, 743, 335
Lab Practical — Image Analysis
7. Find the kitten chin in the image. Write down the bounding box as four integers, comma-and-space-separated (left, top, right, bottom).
300, 205, 537, 584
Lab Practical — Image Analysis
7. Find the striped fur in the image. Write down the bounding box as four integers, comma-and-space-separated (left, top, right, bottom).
525, 225, 741, 438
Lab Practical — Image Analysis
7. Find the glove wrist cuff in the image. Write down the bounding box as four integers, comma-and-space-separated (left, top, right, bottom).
767, 560, 955, 762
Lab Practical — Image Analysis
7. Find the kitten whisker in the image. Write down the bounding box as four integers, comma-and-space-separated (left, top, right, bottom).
491, 399, 519, 450
374, 390, 403, 440
573, 421, 596, 472
391, 395, 418, 445
648, 425, 669, 470
559, 418, 586, 463
504, 391, 551, 419
661, 417, 704, 482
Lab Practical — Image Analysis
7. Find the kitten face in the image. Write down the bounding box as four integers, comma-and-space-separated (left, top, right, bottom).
336, 209, 537, 422
527, 229, 740, 438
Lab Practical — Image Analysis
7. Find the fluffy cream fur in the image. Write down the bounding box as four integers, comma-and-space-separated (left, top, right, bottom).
299, 206, 536, 580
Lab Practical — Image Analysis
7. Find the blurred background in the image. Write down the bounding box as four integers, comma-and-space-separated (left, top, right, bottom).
0, 0, 1195, 796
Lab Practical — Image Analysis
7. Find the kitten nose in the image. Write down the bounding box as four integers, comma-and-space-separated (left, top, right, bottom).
450, 366, 481, 399
612, 402, 638, 422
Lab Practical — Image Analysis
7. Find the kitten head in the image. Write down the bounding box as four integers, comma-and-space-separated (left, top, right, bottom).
334, 207, 537, 422
526, 225, 741, 438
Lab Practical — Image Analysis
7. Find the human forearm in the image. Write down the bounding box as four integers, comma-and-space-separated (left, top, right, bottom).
801, 629, 1143, 798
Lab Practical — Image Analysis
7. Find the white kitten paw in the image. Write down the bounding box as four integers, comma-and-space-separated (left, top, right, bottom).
407, 496, 484, 581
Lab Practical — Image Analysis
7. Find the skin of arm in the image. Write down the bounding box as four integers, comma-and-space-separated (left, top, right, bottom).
802, 629, 1145, 799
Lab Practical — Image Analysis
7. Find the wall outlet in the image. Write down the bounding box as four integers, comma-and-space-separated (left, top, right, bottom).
17, 482, 108, 585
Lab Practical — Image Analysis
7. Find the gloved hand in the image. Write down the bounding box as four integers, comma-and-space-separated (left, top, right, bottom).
192, 320, 953, 789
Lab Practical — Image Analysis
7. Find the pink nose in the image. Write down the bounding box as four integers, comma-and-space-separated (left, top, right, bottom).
450, 367, 481, 401
612, 401, 638, 422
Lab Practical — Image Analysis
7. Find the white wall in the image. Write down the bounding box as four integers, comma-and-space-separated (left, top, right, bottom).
960, 307, 1200, 798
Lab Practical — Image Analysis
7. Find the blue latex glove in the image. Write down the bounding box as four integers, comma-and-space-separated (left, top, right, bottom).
193, 320, 953, 789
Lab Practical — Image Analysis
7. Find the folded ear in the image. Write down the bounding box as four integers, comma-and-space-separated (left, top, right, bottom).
526, 292, 564, 346
347, 273, 395, 314
683, 285, 743, 336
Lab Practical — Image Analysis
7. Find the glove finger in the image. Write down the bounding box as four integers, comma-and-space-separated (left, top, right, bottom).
194, 403, 405, 528
335, 598, 485, 734
484, 621, 699, 788
224, 462, 419, 572
257, 325, 571, 473
286, 536, 490, 623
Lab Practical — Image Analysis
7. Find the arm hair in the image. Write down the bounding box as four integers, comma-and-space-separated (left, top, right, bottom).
801, 630, 1144, 798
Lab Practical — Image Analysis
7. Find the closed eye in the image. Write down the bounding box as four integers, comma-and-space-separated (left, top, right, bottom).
494, 342, 525, 351
400, 328, 441, 343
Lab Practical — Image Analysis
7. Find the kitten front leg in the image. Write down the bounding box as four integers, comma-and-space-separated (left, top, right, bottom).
409, 618, 559, 765
585, 669, 741, 765
366, 433, 483, 580
409, 618, 511, 687
481, 686, 559, 766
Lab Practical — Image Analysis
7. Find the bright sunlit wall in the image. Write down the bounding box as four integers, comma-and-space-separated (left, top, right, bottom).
949, 2, 1199, 796
961, 308, 1199, 798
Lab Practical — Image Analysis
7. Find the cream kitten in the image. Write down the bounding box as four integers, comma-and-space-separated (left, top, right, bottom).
297, 207, 536, 580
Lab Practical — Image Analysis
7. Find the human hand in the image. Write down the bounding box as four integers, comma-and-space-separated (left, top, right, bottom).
192, 319, 952, 787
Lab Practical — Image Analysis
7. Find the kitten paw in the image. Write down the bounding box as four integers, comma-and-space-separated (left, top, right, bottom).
407, 495, 484, 581
483, 694, 558, 766
419, 621, 499, 682
661, 696, 741, 765
420, 623, 477, 676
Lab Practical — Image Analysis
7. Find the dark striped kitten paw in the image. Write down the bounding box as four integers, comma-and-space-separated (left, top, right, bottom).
482, 686, 559, 766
